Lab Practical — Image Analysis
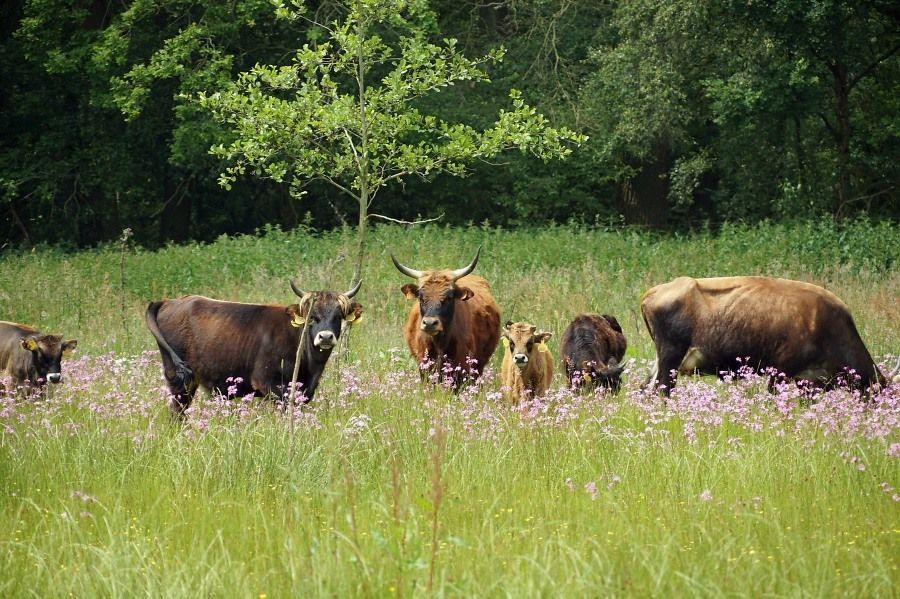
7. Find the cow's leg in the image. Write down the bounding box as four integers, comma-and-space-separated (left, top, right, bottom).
653, 348, 686, 395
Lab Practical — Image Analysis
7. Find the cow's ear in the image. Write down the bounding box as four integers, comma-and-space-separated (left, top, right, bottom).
345, 302, 364, 324
286, 304, 306, 327
401, 284, 419, 300
535, 331, 552, 344
505, 320, 513, 330
455, 286, 474, 301
20, 337, 38, 352
62, 340, 77, 357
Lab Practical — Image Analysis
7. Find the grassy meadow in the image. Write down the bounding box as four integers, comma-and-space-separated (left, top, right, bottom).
1, 221, 898, 596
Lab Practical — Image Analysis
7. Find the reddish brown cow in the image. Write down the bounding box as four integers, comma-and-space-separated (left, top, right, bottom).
392, 248, 500, 386
501, 320, 553, 403
145, 281, 362, 417
640, 276, 898, 393
0, 321, 77, 390
560, 314, 628, 391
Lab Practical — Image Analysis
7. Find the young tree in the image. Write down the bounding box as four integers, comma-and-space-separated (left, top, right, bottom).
199, 0, 584, 285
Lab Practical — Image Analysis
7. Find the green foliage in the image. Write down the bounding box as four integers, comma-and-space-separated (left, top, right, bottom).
200, 0, 584, 204
580, 0, 900, 223
0, 0, 896, 249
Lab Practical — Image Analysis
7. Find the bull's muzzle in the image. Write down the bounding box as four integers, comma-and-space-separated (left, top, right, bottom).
314, 330, 336, 350
47, 373, 62, 384
513, 354, 529, 368
420, 317, 442, 336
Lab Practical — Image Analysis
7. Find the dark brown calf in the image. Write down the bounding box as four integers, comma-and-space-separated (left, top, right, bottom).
560, 314, 627, 391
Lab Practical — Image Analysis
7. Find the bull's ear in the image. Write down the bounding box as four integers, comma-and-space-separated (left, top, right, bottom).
401, 284, 419, 300
286, 304, 305, 327
62, 340, 77, 357
536, 331, 552, 343
21, 337, 38, 352
345, 302, 364, 324
455, 286, 474, 301
504, 320, 513, 330
501, 337, 510, 349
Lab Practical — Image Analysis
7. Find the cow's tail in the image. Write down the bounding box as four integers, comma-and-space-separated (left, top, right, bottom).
639, 303, 655, 342
145, 301, 194, 389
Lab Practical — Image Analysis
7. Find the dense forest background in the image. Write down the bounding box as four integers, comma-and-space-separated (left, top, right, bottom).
2, 0, 898, 248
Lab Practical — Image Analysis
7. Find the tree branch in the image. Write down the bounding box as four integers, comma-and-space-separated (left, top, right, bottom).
848, 40, 900, 90
369, 212, 444, 225
817, 111, 838, 140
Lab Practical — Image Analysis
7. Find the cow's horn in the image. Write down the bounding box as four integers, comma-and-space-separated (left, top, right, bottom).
391, 253, 423, 279
344, 279, 362, 299
449, 246, 481, 281
289, 279, 306, 298
889, 356, 900, 379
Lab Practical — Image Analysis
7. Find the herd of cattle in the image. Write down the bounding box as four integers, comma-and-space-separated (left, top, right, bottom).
2, 248, 899, 417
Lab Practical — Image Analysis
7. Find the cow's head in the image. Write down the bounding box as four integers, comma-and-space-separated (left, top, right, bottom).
20, 334, 77, 384
287, 280, 363, 352
392, 247, 480, 338
565, 356, 625, 391
502, 321, 552, 370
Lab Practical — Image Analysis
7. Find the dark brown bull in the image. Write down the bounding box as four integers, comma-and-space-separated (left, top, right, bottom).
0, 321, 77, 390
145, 281, 362, 416
560, 314, 627, 391
392, 248, 500, 386
640, 276, 898, 393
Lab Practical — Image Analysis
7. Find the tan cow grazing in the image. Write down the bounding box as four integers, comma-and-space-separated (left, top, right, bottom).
0, 321, 77, 391
500, 321, 553, 403
392, 247, 500, 387
640, 276, 899, 394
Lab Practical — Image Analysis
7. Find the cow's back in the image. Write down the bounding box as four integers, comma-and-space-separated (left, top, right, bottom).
154, 296, 291, 390
0, 321, 34, 381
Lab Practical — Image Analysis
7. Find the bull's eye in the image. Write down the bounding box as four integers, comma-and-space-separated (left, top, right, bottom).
526, 342, 534, 352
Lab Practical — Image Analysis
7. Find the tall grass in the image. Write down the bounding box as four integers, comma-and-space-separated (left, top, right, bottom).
1, 221, 898, 596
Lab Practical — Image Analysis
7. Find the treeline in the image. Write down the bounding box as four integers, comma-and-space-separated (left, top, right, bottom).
2, 0, 898, 248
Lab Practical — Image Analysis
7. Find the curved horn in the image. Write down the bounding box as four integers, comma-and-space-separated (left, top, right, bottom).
289, 279, 306, 298
344, 279, 362, 299
449, 246, 482, 281
889, 356, 900, 379
391, 253, 423, 279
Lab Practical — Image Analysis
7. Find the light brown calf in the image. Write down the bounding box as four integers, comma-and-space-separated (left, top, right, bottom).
500, 321, 553, 403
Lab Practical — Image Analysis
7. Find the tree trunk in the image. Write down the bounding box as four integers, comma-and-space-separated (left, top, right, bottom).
619, 139, 671, 228
832, 59, 852, 217
159, 167, 191, 243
